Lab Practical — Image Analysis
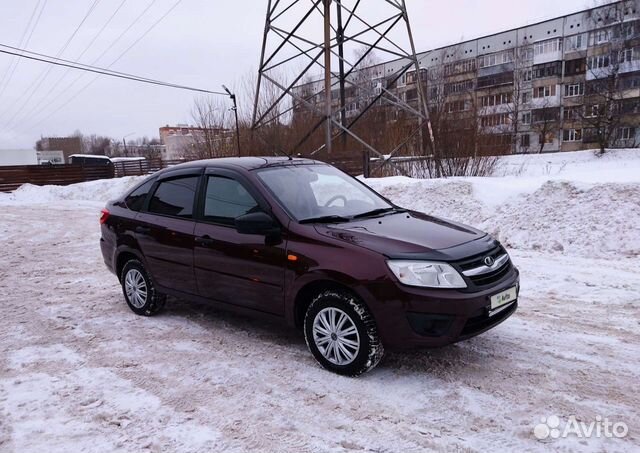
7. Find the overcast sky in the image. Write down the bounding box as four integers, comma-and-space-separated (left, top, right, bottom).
0, 0, 595, 149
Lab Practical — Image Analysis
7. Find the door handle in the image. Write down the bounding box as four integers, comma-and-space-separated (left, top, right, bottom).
194, 235, 215, 247
135, 226, 151, 235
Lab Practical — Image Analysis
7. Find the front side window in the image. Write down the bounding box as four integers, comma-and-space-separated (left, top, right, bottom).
257, 164, 392, 221
148, 176, 198, 218
202, 176, 259, 225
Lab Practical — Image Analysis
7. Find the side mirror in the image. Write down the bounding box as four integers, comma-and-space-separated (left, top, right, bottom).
235, 211, 279, 235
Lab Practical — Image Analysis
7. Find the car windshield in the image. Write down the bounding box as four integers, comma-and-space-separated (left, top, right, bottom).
256, 164, 393, 222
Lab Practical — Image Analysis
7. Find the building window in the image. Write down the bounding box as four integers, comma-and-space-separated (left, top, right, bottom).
564, 82, 584, 97
477, 71, 514, 88
619, 48, 634, 64
480, 93, 512, 107
481, 113, 511, 127
563, 128, 582, 142
618, 127, 636, 140
446, 100, 469, 113
533, 61, 562, 79
594, 29, 609, 44
443, 58, 476, 76
564, 58, 586, 75
522, 69, 532, 81
533, 84, 556, 98
522, 92, 531, 103
522, 112, 531, 125
588, 55, 610, 69
533, 38, 562, 56
478, 50, 514, 68
565, 33, 585, 51
564, 105, 583, 120
521, 134, 530, 147
444, 79, 474, 95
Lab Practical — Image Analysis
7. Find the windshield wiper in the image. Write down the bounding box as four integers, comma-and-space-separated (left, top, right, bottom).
352, 207, 406, 219
299, 215, 350, 224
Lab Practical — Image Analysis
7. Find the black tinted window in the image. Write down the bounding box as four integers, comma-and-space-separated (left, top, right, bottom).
148, 176, 198, 218
125, 179, 154, 212
203, 176, 259, 225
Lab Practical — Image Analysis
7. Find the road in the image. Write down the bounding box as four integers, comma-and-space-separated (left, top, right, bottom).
1, 201, 638, 452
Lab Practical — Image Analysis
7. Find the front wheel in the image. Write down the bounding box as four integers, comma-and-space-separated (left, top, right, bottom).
120, 259, 166, 316
304, 289, 384, 376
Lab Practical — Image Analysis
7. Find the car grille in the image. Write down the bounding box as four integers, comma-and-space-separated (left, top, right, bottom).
455, 245, 512, 288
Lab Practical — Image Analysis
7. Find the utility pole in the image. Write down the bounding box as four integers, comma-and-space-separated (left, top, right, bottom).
223, 85, 241, 157
323, 0, 332, 156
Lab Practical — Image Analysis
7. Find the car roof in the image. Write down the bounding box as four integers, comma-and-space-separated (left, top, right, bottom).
159, 156, 325, 173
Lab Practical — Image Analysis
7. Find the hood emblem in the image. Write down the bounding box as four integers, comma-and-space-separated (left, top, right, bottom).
483, 256, 495, 267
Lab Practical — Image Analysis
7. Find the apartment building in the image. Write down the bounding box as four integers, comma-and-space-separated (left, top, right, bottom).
294, 0, 640, 154
159, 124, 234, 159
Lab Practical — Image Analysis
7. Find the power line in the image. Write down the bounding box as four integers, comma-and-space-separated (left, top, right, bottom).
0, 0, 47, 100
12, 0, 130, 126
0, 0, 102, 128
0, 45, 226, 95
19, 0, 160, 129
27, 0, 207, 131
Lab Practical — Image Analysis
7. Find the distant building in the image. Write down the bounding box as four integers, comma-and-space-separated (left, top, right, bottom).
36, 150, 64, 164
0, 149, 37, 166
294, 0, 640, 154
36, 136, 82, 162
159, 124, 233, 159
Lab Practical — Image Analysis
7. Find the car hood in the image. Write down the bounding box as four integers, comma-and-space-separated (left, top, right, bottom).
314, 211, 489, 259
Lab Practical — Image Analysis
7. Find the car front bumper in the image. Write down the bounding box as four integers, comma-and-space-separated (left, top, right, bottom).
361, 266, 520, 349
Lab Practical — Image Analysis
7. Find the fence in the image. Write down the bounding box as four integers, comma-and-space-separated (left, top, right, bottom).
0, 155, 367, 193
0, 164, 115, 192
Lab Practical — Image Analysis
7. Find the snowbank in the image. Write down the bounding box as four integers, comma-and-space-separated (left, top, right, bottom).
0, 176, 144, 205
366, 149, 640, 258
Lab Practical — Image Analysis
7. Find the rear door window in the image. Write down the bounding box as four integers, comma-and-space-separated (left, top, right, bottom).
125, 179, 155, 212
148, 176, 199, 218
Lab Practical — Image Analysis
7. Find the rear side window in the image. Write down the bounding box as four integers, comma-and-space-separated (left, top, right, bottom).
125, 179, 154, 212
203, 175, 259, 225
148, 176, 199, 218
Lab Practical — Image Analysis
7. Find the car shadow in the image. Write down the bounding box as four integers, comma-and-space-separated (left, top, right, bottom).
162, 296, 500, 377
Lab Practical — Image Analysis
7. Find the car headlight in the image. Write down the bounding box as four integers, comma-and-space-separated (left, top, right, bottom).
386, 260, 467, 288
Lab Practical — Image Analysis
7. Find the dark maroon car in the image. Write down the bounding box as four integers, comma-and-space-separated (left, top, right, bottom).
100, 157, 519, 376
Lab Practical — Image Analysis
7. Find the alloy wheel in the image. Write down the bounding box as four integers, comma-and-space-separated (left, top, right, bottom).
312, 307, 360, 365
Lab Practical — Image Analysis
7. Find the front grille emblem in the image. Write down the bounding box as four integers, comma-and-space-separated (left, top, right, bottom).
483, 256, 495, 267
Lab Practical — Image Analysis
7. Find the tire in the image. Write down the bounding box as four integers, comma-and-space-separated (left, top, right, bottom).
304, 289, 384, 377
120, 259, 166, 316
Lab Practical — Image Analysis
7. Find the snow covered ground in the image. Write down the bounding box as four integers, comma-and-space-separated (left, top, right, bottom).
0, 149, 639, 452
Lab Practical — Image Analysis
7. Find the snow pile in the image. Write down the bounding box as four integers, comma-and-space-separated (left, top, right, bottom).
366, 149, 640, 258
0, 176, 144, 205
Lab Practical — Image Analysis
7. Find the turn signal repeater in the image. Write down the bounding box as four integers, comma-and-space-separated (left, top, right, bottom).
99, 209, 110, 225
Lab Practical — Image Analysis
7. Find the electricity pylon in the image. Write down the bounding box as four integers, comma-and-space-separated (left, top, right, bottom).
251, 0, 433, 168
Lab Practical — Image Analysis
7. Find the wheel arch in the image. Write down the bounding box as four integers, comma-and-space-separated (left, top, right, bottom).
291, 275, 371, 330
114, 246, 145, 282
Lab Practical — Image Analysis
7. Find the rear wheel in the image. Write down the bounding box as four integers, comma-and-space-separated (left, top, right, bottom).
304, 289, 384, 376
120, 259, 165, 316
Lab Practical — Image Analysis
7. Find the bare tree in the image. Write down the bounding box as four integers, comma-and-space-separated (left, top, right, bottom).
181, 96, 233, 159
581, 0, 637, 154
531, 100, 560, 153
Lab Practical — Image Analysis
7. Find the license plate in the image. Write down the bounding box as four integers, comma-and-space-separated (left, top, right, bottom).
490, 286, 517, 311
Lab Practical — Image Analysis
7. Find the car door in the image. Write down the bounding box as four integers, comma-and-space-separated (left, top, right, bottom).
135, 169, 201, 295
193, 169, 286, 315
